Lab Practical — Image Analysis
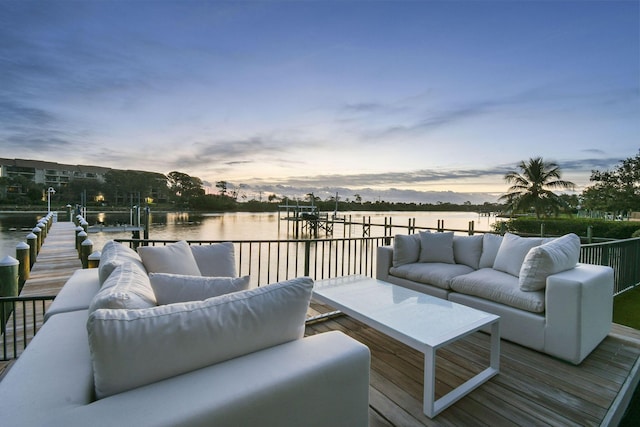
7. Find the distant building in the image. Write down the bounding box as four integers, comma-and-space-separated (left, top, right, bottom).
0, 158, 111, 187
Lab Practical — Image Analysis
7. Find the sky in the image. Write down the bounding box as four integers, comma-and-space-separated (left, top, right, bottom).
1, 0, 638, 204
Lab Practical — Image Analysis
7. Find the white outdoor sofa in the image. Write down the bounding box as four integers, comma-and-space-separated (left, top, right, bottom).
376, 231, 614, 364
0, 241, 370, 426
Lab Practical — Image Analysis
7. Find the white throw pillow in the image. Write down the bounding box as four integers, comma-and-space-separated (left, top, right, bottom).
519, 233, 581, 291
479, 233, 503, 268
149, 273, 251, 305
392, 233, 421, 267
190, 242, 237, 277
419, 231, 455, 264
137, 240, 201, 276
453, 235, 483, 269
98, 240, 146, 285
493, 233, 545, 277
89, 262, 157, 312
88, 276, 314, 399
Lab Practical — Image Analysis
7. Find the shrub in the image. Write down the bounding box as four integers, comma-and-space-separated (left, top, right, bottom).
493, 217, 640, 240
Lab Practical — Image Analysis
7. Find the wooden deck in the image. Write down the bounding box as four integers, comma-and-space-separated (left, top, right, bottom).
306, 306, 640, 426
1, 222, 639, 425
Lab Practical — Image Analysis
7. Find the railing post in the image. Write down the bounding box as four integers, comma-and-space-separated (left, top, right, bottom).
587, 226, 593, 244
540, 223, 545, 237
81, 239, 93, 269
15, 242, 30, 288
304, 240, 311, 277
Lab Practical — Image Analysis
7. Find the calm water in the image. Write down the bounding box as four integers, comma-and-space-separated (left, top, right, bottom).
0, 210, 498, 258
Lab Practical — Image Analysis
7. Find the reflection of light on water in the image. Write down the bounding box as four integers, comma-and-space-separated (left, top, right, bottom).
96, 212, 106, 224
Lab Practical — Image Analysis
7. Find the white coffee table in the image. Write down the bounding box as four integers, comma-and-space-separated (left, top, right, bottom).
313, 275, 500, 418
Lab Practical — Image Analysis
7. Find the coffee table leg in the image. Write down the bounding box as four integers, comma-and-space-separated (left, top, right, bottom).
423, 346, 436, 418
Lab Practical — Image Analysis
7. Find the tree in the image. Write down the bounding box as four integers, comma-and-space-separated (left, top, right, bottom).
167, 171, 205, 206
499, 157, 575, 218
582, 150, 640, 214
354, 194, 362, 203
216, 181, 228, 196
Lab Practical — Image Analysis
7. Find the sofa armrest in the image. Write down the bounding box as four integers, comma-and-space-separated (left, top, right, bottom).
544, 263, 614, 364
376, 245, 393, 281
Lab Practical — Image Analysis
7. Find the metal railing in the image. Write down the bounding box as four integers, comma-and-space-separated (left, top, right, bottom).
117, 236, 391, 287
580, 237, 640, 295
1, 296, 55, 361
2, 235, 638, 361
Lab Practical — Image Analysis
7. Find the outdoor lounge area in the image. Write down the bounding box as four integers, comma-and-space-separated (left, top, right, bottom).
1, 222, 639, 426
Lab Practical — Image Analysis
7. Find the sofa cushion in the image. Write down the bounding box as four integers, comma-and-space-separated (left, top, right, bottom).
87, 276, 314, 399
138, 240, 202, 275
149, 273, 251, 304
519, 233, 581, 291
479, 233, 503, 268
390, 262, 474, 290
493, 233, 545, 277
392, 233, 421, 267
190, 242, 237, 277
453, 235, 483, 269
89, 262, 157, 312
450, 268, 545, 313
419, 231, 455, 264
98, 240, 146, 285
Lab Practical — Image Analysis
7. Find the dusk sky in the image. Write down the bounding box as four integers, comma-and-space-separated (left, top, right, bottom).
1, 0, 638, 203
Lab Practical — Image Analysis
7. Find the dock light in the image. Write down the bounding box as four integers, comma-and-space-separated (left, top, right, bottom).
47, 187, 56, 213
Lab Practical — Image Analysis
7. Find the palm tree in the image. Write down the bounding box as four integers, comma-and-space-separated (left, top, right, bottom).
499, 157, 575, 218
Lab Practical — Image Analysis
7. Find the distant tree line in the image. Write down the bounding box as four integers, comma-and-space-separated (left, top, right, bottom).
0, 151, 638, 219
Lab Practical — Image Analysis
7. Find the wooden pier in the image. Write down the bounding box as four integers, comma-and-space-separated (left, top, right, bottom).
0, 221, 81, 375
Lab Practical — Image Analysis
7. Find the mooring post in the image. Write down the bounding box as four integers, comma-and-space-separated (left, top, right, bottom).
81, 239, 93, 268
76, 230, 87, 258
88, 251, 101, 269
0, 255, 19, 333
26, 233, 37, 268
15, 241, 30, 288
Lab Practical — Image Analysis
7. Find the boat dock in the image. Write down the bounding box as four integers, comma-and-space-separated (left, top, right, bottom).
1, 222, 640, 425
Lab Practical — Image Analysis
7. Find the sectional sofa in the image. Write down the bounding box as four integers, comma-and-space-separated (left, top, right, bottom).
0, 241, 371, 426
376, 231, 614, 364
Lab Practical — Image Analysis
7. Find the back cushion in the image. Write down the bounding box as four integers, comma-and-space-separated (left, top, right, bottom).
137, 240, 201, 275
89, 262, 157, 312
453, 235, 483, 269
519, 233, 581, 291
493, 233, 545, 277
98, 240, 146, 285
392, 233, 421, 267
478, 233, 503, 268
419, 231, 455, 264
88, 276, 314, 399
149, 273, 251, 305
190, 242, 237, 277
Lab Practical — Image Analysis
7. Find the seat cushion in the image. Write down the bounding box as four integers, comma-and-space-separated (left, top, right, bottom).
88, 276, 314, 399
190, 242, 237, 277
149, 273, 251, 305
390, 262, 473, 290
450, 268, 545, 313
